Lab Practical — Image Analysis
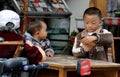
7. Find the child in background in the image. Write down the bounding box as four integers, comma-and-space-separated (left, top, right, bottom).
72, 7, 113, 61
24, 19, 54, 58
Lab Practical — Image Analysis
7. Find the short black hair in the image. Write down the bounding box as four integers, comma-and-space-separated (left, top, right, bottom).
27, 20, 42, 36
83, 7, 102, 20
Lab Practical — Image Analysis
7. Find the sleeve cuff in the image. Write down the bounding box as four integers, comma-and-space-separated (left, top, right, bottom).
92, 33, 100, 43
45, 48, 54, 54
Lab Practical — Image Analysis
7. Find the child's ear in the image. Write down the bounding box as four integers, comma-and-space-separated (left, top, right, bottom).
35, 31, 40, 35
99, 20, 103, 26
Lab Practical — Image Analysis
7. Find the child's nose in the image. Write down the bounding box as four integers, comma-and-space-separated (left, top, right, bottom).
88, 24, 92, 27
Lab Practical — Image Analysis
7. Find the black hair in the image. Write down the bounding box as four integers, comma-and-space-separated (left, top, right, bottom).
83, 7, 102, 20
27, 20, 42, 36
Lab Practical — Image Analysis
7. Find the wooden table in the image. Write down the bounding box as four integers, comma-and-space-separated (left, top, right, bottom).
38, 55, 120, 77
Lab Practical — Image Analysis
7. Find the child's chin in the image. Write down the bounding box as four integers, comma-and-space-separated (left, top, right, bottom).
87, 30, 94, 32
87, 31, 91, 32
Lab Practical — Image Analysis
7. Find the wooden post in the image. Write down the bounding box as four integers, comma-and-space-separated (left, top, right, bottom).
13, 0, 29, 58
21, 0, 29, 35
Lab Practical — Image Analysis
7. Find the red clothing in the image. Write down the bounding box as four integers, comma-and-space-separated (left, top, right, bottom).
0, 31, 43, 64
22, 43, 42, 64
0, 32, 23, 58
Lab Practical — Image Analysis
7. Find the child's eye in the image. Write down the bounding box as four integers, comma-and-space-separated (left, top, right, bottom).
85, 22, 89, 24
92, 22, 96, 24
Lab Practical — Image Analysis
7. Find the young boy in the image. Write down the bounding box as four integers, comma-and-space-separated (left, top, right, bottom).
24, 19, 54, 58
72, 7, 113, 61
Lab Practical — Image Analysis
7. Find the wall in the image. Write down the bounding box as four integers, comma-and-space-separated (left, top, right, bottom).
65, 0, 90, 34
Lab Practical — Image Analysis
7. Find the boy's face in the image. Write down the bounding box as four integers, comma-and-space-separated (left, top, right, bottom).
39, 21, 47, 40
83, 14, 102, 32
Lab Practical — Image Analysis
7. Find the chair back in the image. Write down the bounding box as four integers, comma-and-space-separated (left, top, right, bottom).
0, 31, 23, 58
102, 17, 119, 62
107, 38, 115, 62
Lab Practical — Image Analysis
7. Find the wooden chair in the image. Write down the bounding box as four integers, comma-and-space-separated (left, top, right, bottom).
0, 31, 23, 58
102, 17, 120, 62
107, 38, 115, 62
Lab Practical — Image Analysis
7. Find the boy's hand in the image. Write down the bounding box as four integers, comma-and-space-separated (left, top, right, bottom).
46, 51, 53, 57
80, 35, 97, 46
83, 44, 93, 52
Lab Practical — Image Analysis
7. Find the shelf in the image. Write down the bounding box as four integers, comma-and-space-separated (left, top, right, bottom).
11, 0, 72, 18
50, 39, 69, 41
48, 31, 69, 34
103, 17, 120, 26
113, 37, 120, 40
52, 46, 65, 50
115, 11, 120, 15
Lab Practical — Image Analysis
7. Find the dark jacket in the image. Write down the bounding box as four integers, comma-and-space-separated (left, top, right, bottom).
72, 28, 113, 61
